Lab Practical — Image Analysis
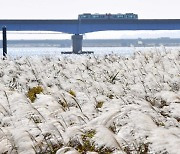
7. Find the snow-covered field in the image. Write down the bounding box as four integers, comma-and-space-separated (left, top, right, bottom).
0, 49, 179, 154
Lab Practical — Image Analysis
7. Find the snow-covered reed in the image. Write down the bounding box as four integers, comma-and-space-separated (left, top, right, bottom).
0, 49, 179, 153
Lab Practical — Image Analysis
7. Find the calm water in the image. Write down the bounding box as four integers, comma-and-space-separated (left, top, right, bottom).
0, 46, 179, 57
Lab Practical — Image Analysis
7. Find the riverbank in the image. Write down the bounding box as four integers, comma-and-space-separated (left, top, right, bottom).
0, 49, 179, 153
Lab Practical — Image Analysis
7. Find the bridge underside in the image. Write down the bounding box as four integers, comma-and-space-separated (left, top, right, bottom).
78, 19, 180, 33
1, 19, 180, 53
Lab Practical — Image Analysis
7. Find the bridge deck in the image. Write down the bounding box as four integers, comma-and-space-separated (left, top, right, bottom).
0, 19, 180, 34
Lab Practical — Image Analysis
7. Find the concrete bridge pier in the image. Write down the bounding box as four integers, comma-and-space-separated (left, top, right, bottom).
72, 34, 83, 54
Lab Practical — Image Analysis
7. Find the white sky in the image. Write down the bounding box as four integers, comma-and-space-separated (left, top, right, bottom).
1, 0, 180, 39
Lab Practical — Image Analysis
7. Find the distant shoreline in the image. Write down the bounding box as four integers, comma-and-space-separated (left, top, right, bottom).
1, 38, 180, 47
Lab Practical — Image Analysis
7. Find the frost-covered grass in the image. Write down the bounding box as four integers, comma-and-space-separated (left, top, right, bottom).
0, 49, 179, 154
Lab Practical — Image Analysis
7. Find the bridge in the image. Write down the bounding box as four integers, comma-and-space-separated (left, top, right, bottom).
1, 19, 180, 53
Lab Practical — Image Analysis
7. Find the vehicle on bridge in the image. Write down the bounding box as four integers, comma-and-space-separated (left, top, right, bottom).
78, 13, 138, 20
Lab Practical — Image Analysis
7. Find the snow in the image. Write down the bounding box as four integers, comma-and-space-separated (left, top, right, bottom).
0, 49, 179, 153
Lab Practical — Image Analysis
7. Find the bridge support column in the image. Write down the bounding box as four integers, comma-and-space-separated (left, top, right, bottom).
72, 34, 83, 54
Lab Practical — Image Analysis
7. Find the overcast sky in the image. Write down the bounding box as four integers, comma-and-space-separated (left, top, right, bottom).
0, 0, 180, 19
1, 0, 180, 39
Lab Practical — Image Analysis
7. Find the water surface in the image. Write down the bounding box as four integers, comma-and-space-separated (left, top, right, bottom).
0, 46, 179, 57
